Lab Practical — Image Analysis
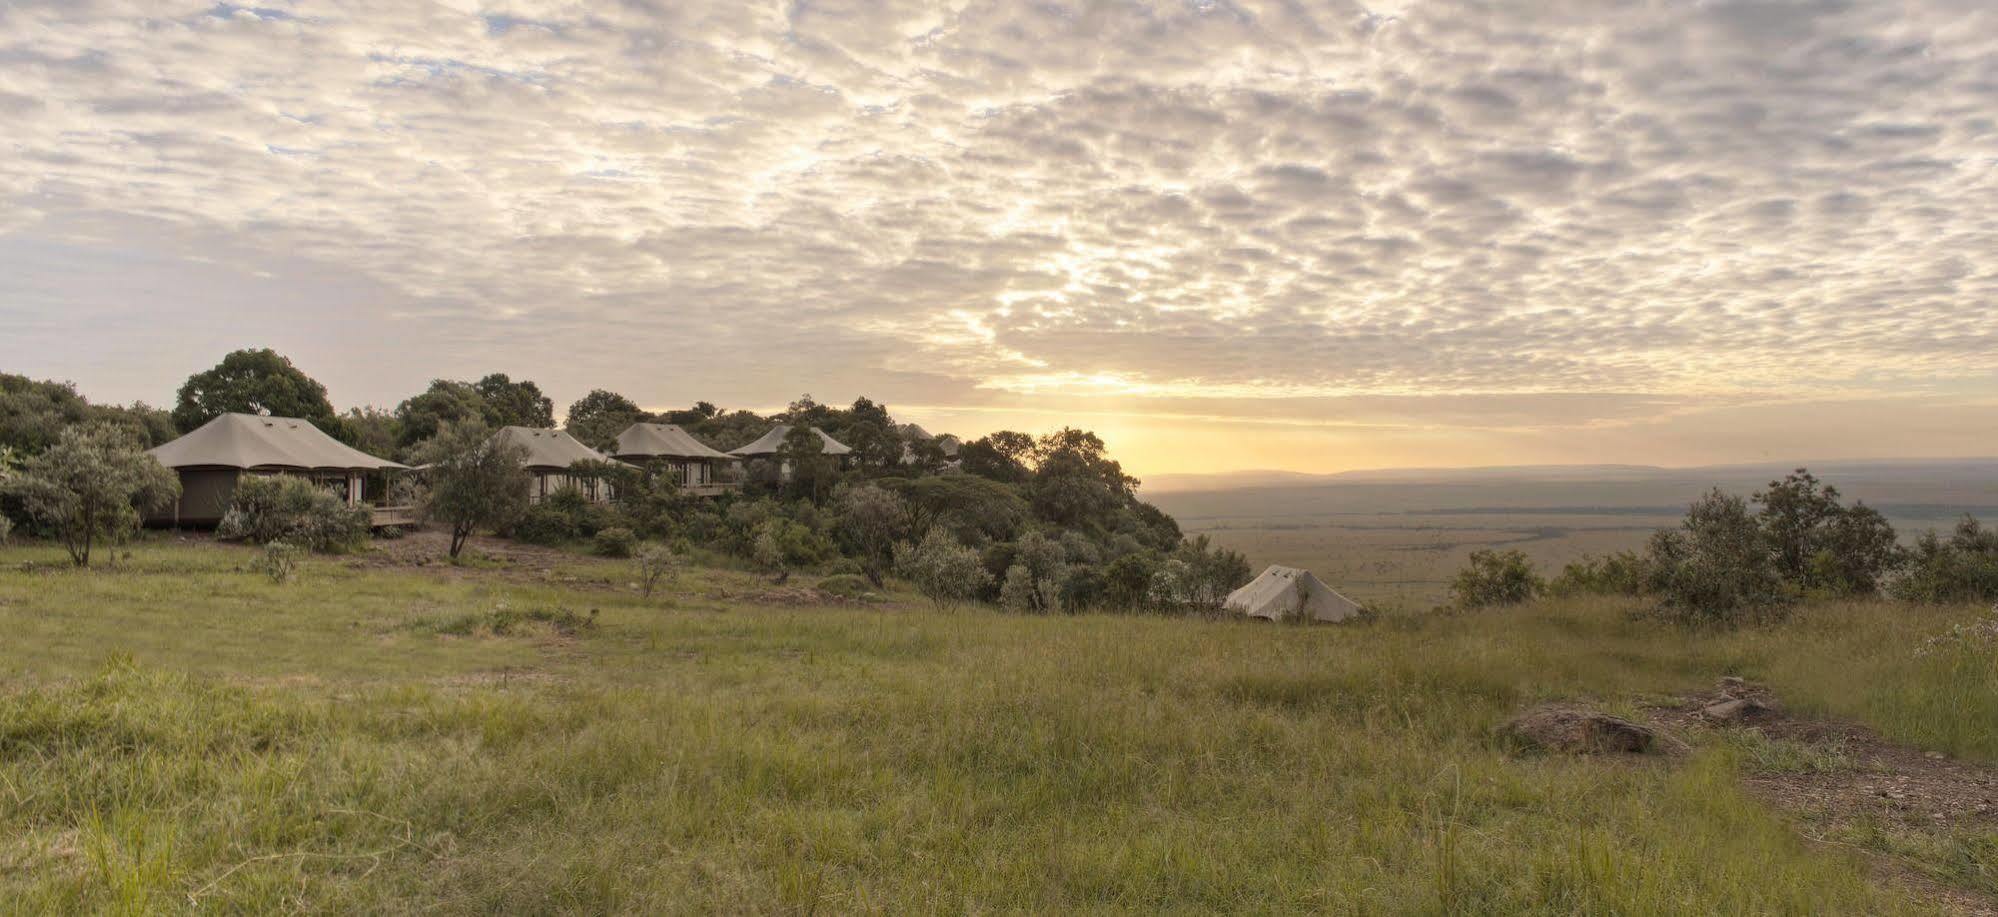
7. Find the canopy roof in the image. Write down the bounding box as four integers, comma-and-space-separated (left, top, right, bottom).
493, 426, 616, 469
149, 413, 405, 472
1223, 565, 1364, 624
728, 424, 852, 458
611, 423, 733, 461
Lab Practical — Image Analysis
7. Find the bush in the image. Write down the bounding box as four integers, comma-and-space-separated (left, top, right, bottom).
751, 518, 834, 571
1145, 536, 1252, 613
634, 543, 681, 598
999, 531, 1068, 614
1547, 551, 1650, 598
253, 541, 302, 584
1893, 517, 1998, 604
594, 527, 637, 558
894, 528, 992, 609
1649, 489, 1794, 625
1, 421, 179, 566
1450, 549, 1542, 609
509, 502, 579, 546
0, 512, 11, 546
216, 474, 369, 553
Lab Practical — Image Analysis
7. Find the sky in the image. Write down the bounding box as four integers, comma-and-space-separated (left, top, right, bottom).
1, 0, 1995, 477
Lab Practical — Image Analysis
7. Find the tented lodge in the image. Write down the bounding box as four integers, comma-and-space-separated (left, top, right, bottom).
610, 422, 738, 496
145, 413, 413, 527
491, 426, 621, 504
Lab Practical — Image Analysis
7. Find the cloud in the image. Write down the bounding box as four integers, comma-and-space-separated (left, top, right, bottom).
0, 0, 1994, 471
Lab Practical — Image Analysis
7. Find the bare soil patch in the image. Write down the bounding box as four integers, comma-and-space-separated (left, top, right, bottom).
1652, 680, 1998, 915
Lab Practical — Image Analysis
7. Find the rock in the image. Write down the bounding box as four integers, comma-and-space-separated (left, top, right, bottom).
1500, 704, 1658, 755
1700, 697, 1776, 724
1718, 675, 1749, 695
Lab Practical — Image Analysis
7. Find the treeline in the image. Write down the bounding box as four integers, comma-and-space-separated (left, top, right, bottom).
1450, 469, 1998, 621
1, 352, 1254, 615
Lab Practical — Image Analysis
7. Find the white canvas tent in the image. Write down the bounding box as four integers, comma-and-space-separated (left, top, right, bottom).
728, 425, 853, 458
1224, 565, 1364, 623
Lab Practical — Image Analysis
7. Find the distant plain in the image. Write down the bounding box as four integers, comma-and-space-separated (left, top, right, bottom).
1146, 461, 1998, 607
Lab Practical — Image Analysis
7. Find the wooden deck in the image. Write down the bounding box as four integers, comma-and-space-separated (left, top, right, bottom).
369, 505, 420, 528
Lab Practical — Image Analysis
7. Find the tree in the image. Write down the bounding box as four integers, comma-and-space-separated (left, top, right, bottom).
564, 389, 646, 451
1029, 428, 1135, 528
413, 420, 530, 558
833, 483, 910, 585
1, 374, 175, 455
341, 406, 401, 460
779, 425, 838, 504
842, 419, 902, 472
894, 528, 992, 609
2, 422, 180, 566
395, 380, 488, 447
999, 531, 1069, 614
1892, 516, 1998, 604
1753, 469, 1901, 597
173, 349, 338, 433
473, 373, 555, 428
1651, 488, 1793, 624
1449, 549, 1543, 609
1146, 535, 1251, 612
959, 431, 1035, 484
889, 475, 1029, 545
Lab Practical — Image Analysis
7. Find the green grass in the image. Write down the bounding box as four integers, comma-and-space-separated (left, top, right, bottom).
0, 540, 1992, 913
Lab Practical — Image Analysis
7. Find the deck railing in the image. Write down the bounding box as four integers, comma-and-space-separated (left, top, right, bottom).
369, 505, 420, 528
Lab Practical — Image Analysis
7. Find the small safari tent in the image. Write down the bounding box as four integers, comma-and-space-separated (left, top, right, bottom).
145, 413, 412, 527
492, 427, 621, 504
727, 424, 853, 461
610, 422, 738, 496
1224, 565, 1364, 623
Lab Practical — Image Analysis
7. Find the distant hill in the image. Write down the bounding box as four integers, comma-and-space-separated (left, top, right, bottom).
1143, 459, 1998, 495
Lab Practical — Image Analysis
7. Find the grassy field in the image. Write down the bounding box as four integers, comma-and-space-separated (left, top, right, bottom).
1, 538, 1994, 913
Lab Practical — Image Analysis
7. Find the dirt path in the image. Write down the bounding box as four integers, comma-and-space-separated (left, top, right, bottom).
1651, 681, 1998, 915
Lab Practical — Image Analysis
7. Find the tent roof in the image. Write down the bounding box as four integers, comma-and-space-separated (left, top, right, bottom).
148, 413, 405, 472
728, 424, 853, 457
611, 423, 733, 461
493, 426, 615, 469
1223, 565, 1364, 623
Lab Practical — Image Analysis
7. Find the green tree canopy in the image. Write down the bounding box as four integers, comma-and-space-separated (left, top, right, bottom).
412, 420, 530, 558
172, 349, 338, 433
563, 389, 647, 452
473, 373, 555, 428
2, 422, 180, 566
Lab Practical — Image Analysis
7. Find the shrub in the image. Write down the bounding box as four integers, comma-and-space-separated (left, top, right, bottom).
894, 528, 992, 609
0, 512, 11, 546
217, 474, 370, 553
594, 526, 637, 558
510, 503, 580, 545
1145, 536, 1253, 613
415, 420, 530, 558
1547, 551, 1650, 598
1101, 551, 1161, 612
1649, 489, 1794, 625
0, 422, 179, 566
253, 541, 302, 584
1450, 549, 1542, 609
817, 573, 873, 600
1893, 517, 1998, 604
751, 518, 833, 571
833, 483, 910, 586
634, 543, 681, 598
1000, 531, 1068, 614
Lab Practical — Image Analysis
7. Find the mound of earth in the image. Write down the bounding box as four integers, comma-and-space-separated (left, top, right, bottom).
1499, 703, 1658, 755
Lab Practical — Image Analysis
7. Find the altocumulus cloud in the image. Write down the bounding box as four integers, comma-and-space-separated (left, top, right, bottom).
0, 0, 1995, 468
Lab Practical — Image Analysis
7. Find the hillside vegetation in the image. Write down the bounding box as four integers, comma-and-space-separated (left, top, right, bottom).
1, 540, 1994, 913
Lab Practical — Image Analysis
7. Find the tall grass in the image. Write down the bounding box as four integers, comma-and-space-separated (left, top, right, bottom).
0, 542, 1987, 912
